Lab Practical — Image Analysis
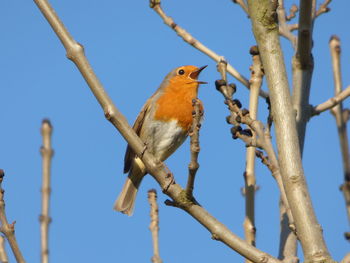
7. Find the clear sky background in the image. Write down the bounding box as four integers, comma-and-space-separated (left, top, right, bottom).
1, 1, 349, 262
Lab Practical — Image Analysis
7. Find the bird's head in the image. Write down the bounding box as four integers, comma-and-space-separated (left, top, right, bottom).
168, 65, 207, 86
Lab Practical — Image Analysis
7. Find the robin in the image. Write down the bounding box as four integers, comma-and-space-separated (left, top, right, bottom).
114, 65, 207, 216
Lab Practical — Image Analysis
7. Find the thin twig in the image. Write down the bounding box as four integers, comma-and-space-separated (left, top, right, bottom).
40, 119, 53, 263
255, 151, 273, 173
315, 0, 332, 18
33, 0, 282, 261
215, 60, 295, 232
185, 99, 203, 198
329, 36, 350, 235
312, 85, 350, 116
149, 0, 269, 99
0, 236, 8, 263
277, 0, 297, 49
148, 190, 162, 263
242, 46, 263, 263
0, 170, 25, 263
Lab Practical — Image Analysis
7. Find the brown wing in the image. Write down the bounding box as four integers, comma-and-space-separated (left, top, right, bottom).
123, 99, 152, 173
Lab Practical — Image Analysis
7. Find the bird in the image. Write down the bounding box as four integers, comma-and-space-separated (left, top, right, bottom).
114, 65, 207, 216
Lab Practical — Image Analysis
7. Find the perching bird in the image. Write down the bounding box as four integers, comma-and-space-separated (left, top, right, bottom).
114, 65, 207, 216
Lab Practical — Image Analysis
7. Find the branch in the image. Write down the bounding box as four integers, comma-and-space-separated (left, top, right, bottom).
0, 236, 8, 263
288, 7, 316, 256
149, 0, 269, 99
185, 99, 203, 198
291, 0, 316, 153
0, 170, 25, 263
297, 0, 314, 67
329, 36, 350, 233
315, 0, 332, 18
242, 46, 263, 263
148, 190, 162, 263
215, 60, 295, 232
34, 1, 282, 262
277, 0, 297, 49
40, 119, 53, 263
278, 199, 298, 263
312, 85, 350, 116
247, 0, 333, 262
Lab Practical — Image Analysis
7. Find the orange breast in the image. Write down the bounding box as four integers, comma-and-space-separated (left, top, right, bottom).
154, 81, 199, 131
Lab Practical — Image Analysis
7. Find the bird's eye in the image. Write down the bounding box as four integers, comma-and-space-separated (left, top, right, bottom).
178, 69, 185, 75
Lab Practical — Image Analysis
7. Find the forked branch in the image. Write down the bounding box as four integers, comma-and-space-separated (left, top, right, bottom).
315, 0, 332, 18
247, 0, 333, 261
277, 0, 297, 48
34, 0, 282, 261
215, 59, 294, 232
149, 0, 269, 99
0, 170, 25, 263
329, 36, 350, 236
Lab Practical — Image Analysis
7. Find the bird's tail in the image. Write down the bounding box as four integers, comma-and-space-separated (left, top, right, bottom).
114, 161, 145, 216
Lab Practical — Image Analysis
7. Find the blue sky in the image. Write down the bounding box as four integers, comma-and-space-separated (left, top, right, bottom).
1, 0, 349, 262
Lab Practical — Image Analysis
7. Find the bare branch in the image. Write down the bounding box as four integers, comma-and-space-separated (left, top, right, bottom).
315, 0, 332, 18
292, 0, 316, 152
185, 99, 203, 198
312, 85, 350, 116
148, 190, 162, 263
34, 1, 282, 261
289, 24, 299, 32
40, 119, 53, 263
329, 36, 350, 232
297, 0, 314, 68
255, 150, 272, 172
149, 0, 269, 99
0, 236, 8, 263
278, 199, 298, 263
243, 46, 263, 263
0, 170, 25, 263
277, 0, 297, 48
215, 59, 295, 233
247, 0, 333, 261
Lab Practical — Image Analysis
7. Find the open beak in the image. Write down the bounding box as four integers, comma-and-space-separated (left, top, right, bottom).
189, 65, 208, 84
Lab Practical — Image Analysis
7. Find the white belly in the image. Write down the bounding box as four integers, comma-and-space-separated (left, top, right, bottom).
146, 119, 187, 161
